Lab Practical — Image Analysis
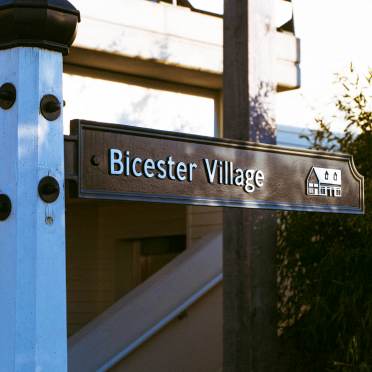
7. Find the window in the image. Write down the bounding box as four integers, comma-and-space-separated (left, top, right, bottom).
63, 72, 218, 137
115, 235, 186, 300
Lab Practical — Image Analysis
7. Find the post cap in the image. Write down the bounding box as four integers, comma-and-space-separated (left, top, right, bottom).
0, 0, 80, 55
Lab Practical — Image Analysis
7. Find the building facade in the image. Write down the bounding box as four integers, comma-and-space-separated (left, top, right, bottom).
62, 1, 301, 370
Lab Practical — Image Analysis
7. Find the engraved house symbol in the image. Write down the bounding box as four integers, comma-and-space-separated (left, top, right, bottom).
306, 167, 342, 197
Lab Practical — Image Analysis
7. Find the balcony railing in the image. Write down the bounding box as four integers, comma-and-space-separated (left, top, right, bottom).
146, 0, 223, 17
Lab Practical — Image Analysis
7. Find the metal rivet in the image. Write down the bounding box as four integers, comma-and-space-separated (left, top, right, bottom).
45, 216, 54, 225
0, 83, 16, 110
40, 95, 61, 121
0, 194, 12, 221
38, 176, 60, 203
91, 155, 100, 166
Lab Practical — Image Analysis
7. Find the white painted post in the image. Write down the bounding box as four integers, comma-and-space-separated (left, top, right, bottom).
0, 48, 66, 371
0, 2, 79, 371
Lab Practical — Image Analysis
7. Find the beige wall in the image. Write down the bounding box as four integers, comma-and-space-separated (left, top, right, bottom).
66, 200, 223, 337
68, 232, 222, 372
66, 200, 186, 336
187, 206, 222, 249
111, 284, 222, 372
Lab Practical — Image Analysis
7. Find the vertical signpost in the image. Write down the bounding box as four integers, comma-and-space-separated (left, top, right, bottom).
223, 0, 279, 371
0, 1, 79, 371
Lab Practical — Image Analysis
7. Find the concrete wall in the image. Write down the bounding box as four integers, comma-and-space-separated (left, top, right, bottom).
66, 0, 300, 91
71, 0, 222, 73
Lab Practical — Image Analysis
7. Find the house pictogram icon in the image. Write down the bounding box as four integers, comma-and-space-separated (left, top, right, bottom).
306, 167, 342, 197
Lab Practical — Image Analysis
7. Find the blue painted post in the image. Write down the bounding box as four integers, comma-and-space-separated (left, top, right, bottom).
0, 2, 79, 371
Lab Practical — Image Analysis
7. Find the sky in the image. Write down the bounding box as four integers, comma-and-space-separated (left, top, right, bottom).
192, 0, 372, 130
64, 0, 372, 138
189, 0, 223, 14
277, 0, 372, 130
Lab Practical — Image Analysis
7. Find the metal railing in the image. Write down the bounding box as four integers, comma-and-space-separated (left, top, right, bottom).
145, 0, 222, 17
97, 273, 223, 372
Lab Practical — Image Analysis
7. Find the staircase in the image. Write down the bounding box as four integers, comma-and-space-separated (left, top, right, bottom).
68, 233, 222, 372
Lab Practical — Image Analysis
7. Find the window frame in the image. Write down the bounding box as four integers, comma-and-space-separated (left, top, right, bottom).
63, 62, 222, 137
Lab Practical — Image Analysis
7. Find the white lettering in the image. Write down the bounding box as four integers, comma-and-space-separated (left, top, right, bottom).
234, 168, 244, 186
255, 170, 264, 188
132, 157, 142, 177
108, 149, 264, 194
109, 149, 124, 175
244, 169, 255, 193
176, 162, 187, 181
143, 158, 155, 178
188, 163, 197, 182
203, 159, 217, 183
156, 160, 167, 180
167, 156, 176, 180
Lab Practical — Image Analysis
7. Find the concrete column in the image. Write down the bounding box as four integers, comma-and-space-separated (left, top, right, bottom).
0, 2, 79, 371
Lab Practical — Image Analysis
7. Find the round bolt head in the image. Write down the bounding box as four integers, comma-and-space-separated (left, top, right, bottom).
0, 83, 16, 110
40, 95, 61, 121
38, 176, 60, 203
0, 194, 12, 221
91, 155, 101, 166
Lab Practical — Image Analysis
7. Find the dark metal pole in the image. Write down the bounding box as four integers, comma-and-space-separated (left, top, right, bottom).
223, 0, 278, 371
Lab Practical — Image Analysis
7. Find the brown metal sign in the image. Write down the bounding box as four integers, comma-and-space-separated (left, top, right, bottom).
67, 120, 364, 214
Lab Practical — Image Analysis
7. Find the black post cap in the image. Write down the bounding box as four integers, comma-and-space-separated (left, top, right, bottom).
0, 0, 80, 55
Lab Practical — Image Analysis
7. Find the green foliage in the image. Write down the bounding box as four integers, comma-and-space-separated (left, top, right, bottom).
278, 66, 372, 371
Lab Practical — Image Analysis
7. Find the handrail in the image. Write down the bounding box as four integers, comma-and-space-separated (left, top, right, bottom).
97, 272, 223, 372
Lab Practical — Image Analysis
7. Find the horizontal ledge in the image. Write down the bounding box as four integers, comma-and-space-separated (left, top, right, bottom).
64, 46, 300, 92
64, 47, 222, 91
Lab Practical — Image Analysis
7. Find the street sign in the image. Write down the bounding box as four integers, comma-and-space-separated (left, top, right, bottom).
65, 119, 364, 214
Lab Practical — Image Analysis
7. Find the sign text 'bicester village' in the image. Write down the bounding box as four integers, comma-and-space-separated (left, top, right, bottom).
109, 149, 265, 194
67, 120, 364, 214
